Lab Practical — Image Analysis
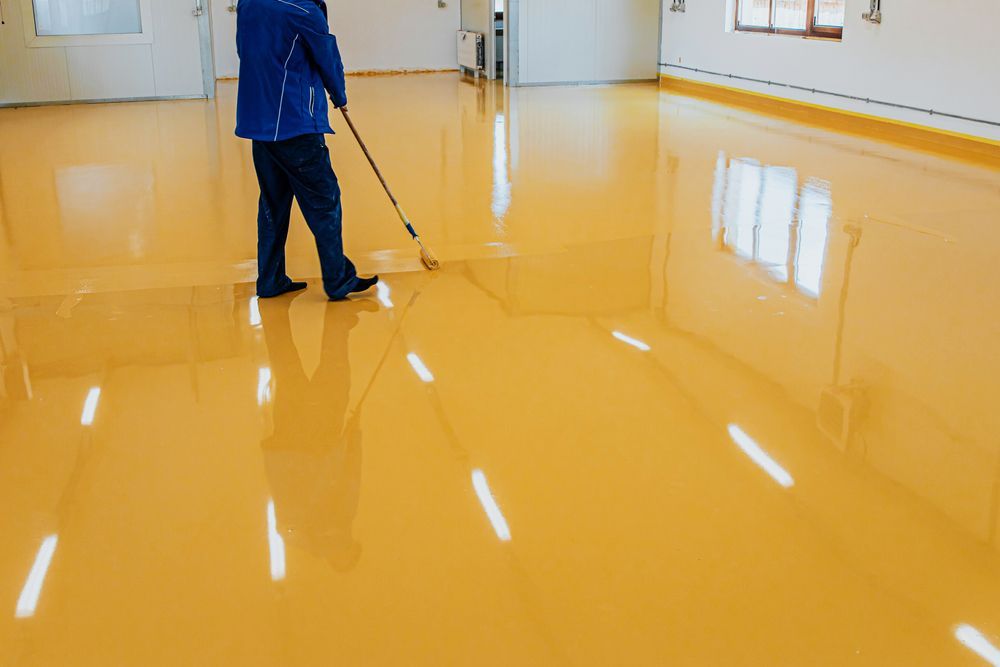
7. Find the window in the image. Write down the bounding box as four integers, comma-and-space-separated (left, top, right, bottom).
32, 0, 142, 36
20, 0, 152, 47
736, 0, 844, 39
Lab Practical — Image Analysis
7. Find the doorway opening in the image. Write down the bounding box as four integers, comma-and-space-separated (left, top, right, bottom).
494, 0, 504, 80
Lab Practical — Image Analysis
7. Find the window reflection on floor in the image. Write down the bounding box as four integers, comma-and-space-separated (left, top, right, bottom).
712, 155, 831, 298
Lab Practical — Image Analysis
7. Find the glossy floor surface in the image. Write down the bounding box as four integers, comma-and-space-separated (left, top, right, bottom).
2, 74, 1000, 665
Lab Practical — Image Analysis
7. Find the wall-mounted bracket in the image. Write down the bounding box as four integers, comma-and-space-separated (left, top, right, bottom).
862, 0, 881, 23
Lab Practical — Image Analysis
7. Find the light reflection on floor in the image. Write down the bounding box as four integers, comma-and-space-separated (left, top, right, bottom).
1, 74, 1000, 665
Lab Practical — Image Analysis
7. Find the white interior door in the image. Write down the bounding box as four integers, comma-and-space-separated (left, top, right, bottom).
512, 0, 658, 86
0, 0, 212, 105
210, 0, 239, 79
150, 0, 212, 97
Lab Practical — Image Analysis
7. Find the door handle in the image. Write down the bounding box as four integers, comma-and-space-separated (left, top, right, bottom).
227, 0, 237, 11
192, 0, 204, 16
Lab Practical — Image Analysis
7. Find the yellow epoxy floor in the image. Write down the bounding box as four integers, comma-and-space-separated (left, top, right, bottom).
2, 74, 1000, 665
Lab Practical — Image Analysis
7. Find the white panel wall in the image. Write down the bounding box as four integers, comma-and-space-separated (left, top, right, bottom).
461, 0, 491, 35
595, 0, 660, 81
461, 0, 492, 74
516, 0, 659, 85
210, 0, 239, 79
331, 0, 460, 71
0, 0, 72, 103
66, 45, 156, 100
0, 0, 206, 105
151, 0, 207, 96
208, 0, 460, 78
660, 0, 1000, 141
523, 0, 594, 84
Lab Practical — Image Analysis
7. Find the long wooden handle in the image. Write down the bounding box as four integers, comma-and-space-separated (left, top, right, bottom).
339, 108, 399, 208
340, 107, 421, 241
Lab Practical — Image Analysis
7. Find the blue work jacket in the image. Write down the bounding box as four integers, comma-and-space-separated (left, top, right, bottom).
235, 0, 348, 142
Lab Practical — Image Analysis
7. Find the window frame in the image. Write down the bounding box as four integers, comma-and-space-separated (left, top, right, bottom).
735, 0, 844, 40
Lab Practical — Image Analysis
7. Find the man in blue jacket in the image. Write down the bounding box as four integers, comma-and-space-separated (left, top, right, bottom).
235, 0, 377, 300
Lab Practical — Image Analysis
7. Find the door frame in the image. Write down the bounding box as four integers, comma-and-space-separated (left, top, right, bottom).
197, 2, 216, 98
504, 0, 519, 86
486, 0, 496, 80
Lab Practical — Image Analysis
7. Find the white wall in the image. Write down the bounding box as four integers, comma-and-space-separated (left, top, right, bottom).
210, 0, 460, 78
329, 0, 461, 72
0, 0, 205, 104
0, 9, 72, 104
660, 0, 1000, 141
210, 0, 239, 79
516, 0, 659, 85
461, 0, 493, 75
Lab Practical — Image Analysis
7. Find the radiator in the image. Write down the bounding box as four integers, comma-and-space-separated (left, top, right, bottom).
456, 30, 485, 71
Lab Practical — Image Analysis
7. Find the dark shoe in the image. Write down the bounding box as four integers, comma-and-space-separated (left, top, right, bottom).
349, 275, 379, 295
258, 280, 307, 298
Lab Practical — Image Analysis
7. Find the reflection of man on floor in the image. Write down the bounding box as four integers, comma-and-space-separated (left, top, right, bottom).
259, 294, 375, 571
